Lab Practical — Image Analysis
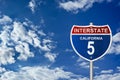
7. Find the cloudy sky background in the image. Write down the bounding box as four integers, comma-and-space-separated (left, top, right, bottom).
0, 0, 120, 80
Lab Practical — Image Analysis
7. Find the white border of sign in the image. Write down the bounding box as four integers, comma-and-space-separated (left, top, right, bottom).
70, 24, 112, 61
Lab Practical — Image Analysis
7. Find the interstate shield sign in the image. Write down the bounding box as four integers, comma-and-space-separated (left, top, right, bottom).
70, 25, 112, 61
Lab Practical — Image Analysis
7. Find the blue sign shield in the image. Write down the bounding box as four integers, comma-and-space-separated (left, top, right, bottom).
70, 25, 112, 61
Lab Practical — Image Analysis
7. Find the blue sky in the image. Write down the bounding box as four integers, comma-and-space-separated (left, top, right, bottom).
0, 0, 120, 80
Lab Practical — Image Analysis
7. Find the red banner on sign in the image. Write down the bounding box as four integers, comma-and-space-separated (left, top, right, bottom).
72, 26, 110, 34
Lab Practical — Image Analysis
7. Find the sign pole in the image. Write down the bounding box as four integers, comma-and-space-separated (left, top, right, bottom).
90, 60, 93, 80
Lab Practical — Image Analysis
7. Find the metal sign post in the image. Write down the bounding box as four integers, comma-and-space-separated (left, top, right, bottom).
90, 61, 93, 80
70, 23, 112, 80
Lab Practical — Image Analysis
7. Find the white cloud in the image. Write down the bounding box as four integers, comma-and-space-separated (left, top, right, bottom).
38, 30, 46, 36
79, 61, 89, 68
1, 66, 120, 80
0, 66, 75, 80
78, 61, 99, 69
79, 71, 120, 80
94, 73, 120, 80
117, 66, 120, 71
0, 46, 15, 65
15, 42, 34, 60
100, 69, 113, 74
0, 67, 6, 73
112, 32, 120, 42
108, 32, 120, 55
28, 0, 44, 13
77, 58, 98, 69
0, 15, 56, 65
0, 26, 11, 46
44, 52, 57, 62
0, 15, 12, 24
59, 0, 112, 13
28, 0, 36, 13
41, 39, 53, 51
11, 22, 28, 42
76, 58, 89, 68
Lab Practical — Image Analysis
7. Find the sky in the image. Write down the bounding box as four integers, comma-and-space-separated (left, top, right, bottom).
0, 0, 120, 80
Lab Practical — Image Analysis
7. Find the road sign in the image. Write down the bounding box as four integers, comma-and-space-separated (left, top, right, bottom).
70, 24, 112, 61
